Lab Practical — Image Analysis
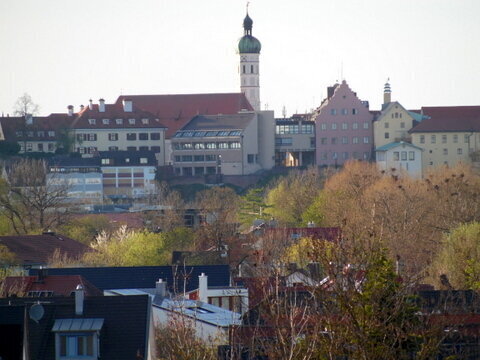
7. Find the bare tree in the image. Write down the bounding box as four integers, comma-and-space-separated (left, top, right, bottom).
13, 93, 39, 117
0, 158, 70, 234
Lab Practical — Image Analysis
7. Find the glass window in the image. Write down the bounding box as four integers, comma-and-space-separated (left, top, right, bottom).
393, 151, 399, 161
217, 131, 229, 136
443, 148, 448, 155
431, 135, 436, 144
377, 152, 385, 161
181, 155, 192, 162
150, 132, 161, 140
205, 154, 216, 161
401, 151, 407, 160
194, 143, 205, 150
301, 124, 313, 134
385, 132, 389, 139
102, 118, 109, 124
194, 155, 205, 162
384, 122, 389, 129
453, 134, 458, 143
352, 122, 358, 129
420, 135, 425, 144
321, 123, 327, 130
330, 109, 337, 115
342, 136, 348, 144
182, 143, 193, 150
128, 118, 136, 124
409, 151, 415, 160
363, 122, 369, 129
352, 136, 359, 144
363, 136, 369, 144
342, 122, 348, 130
205, 131, 218, 137
465, 134, 470, 143
363, 152, 369, 160
321, 152, 327, 160
126, 133, 137, 141
229, 130, 242, 136
108, 133, 118, 141
442, 135, 447, 143
320, 137, 327, 145
141, 118, 149, 124
206, 142, 216, 149
457, 148, 463, 155
194, 131, 206, 137
116, 118, 123, 125
218, 142, 229, 149
88, 119, 96, 125
331, 123, 337, 130
400, 122, 405, 129
331, 137, 337, 145
352, 108, 358, 115
341, 108, 348, 115
343, 152, 348, 160
332, 152, 338, 159
229, 142, 241, 149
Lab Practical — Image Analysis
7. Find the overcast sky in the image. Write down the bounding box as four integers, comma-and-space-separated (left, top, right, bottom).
1, 0, 479, 117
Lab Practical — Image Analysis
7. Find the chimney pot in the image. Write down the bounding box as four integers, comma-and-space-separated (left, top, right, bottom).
75, 284, 84, 315
98, 98, 105, 113
122, 99, 133, 112
155, 279, 167, 297
198, 273, 208, 303
67, 105, 74, 116
88, 99, 93, 110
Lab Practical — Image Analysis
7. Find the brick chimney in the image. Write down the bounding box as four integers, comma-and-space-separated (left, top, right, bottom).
98, 98, 105, 112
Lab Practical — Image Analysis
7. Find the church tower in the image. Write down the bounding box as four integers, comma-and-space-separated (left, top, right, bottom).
238, 11, 261, 111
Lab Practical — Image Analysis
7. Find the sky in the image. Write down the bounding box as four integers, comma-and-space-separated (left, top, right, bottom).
0, 0, 479, 117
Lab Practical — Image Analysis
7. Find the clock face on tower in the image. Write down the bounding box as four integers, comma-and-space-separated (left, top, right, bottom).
241, 56, 247, 62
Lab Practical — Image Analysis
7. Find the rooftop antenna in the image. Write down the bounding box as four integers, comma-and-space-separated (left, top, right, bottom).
282, 105, 287, 118
246, 1, 250, 12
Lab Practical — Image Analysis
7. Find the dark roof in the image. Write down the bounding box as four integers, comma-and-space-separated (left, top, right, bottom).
0, 295, 150, 360
181, 112, 255, 131
47, 155, 101, 167
0, 232, 90, 266
115, 93, 254, 138
30, 265, 230, 292
409, 106, 480, 133
71, 102, 165, 129
0, 114, 74, 142
2, 274, 102, 297
98, 150, 157, 166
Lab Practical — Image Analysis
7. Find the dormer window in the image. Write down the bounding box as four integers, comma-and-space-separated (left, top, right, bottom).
141, 118, 149, 125
102, 118, 110, 125
38, 131, 45, 137
27, 131, 34, 137
101, 158, 111, 165
140, 157, 148, 164
88, 119, 96, 125
115, 119, 123, 125
128, 118, 136, 125
52, 318, 103, 360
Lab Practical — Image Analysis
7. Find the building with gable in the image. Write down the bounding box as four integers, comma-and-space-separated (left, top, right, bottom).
314, 80, 374, 166
375, 141, 423, 178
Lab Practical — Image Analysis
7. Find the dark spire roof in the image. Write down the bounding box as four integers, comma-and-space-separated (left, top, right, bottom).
238, 11, 261, 54
243, 13, 253, 34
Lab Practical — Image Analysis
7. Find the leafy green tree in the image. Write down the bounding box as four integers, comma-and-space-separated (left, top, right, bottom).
301, 191, 327, 227
430, 222, 480, 289
83, 226, 194, 266
238, 187, 269, 228
59, 215, 113, 245
265, 167, 324, 226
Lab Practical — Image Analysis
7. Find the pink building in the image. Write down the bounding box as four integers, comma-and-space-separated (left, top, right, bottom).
313, 80, 374, 166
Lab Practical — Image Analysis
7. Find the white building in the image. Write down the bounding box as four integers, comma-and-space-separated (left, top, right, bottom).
375, 141, 423, 178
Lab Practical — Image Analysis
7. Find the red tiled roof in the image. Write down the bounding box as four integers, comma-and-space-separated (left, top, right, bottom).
71, 102, 165, 129
0, 232, 90, 266
2, 275, 102, 297
115, 93, 254, 138
409, 106, 480, 133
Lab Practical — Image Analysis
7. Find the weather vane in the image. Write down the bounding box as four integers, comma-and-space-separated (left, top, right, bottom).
247, 1, 250, 12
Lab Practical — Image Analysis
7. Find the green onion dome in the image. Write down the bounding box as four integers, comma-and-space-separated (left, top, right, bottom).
238, 13, 261, 54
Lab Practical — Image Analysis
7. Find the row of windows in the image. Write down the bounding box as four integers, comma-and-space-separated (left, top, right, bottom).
419, 134, 470, 144
319, 121, 370, 131
384, 121, 406, 129
392, 151, 415, 161
175, 154, 219, 162
390, 112, 403, 119
101, 158, 149, 165
174, 130, 242, 138
21, 143, 55, 152
329, 108, 359, 115
77, 132, 161, 142
175, 167, 218, 176
438, 148, 463, 155
319, 152, 370, 160
76, 146, 160, 154
275, 124, 314, 135
173, 142, 241, 150
319, 136, 370, 145
88, 118, 150, 125
241, 64, 258, 74
275, 138, 293, 146
16, 130, 55, 138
